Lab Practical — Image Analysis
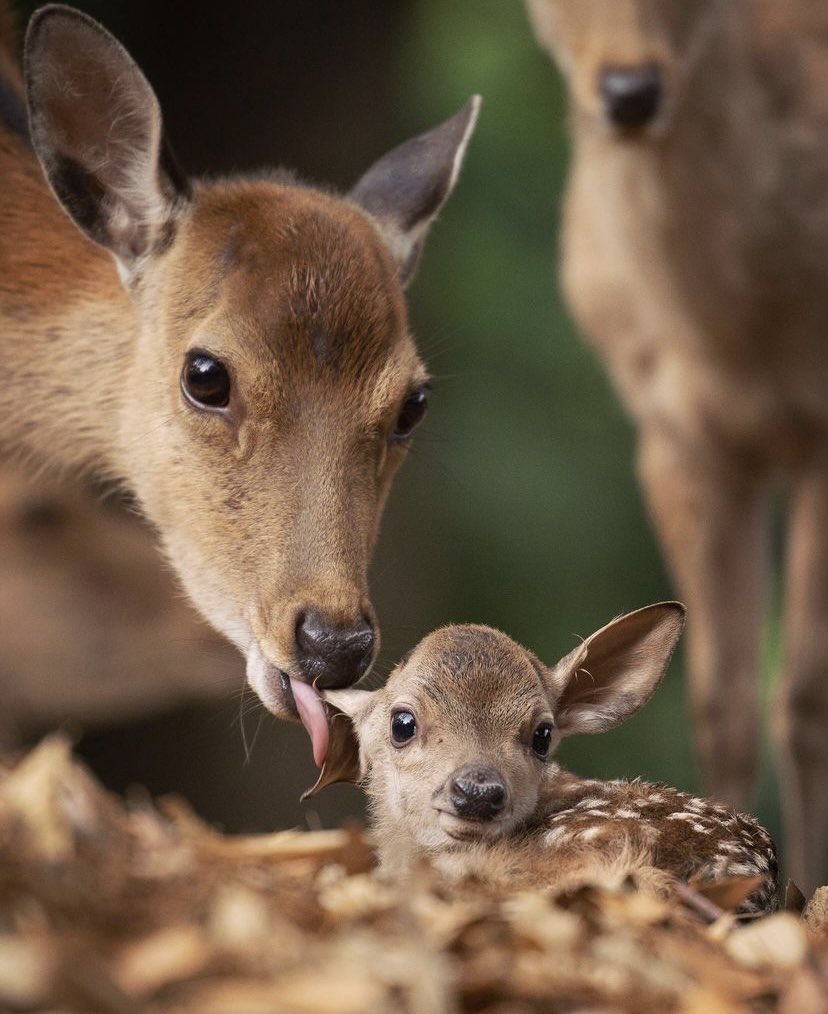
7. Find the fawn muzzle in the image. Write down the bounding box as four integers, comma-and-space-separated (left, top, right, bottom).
447, 765, 509, 822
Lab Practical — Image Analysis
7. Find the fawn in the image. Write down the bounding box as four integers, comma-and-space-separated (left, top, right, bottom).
524, 0, 828, 892
307, 603, 779, 917
0, 4, 478, 765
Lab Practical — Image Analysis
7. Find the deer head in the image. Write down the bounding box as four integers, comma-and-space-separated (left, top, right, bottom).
22, 5, 479, 763
525, 0, 726, 135
307, 603, 685, 851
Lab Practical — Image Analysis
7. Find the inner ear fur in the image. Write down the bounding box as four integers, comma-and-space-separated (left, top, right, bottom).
301, 708, 362, 800
301, 689, 374, 800
24, 5, 190, 277
546, 602, 686, 737
350, 95, 480, 287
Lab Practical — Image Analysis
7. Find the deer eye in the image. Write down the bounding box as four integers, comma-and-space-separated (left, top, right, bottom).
390, 710, 417, 746
181, 350, 231, 409
392, 386, 430, 442
532, 722, 553, 759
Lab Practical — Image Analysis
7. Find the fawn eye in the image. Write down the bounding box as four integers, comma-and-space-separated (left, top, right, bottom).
390, 710, 417, 746
392, 386, 430, 442
181, 350, 231, 409
532, 722, 553, 758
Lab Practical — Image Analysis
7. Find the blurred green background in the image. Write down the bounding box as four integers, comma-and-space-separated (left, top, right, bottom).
12, 0, 779, 843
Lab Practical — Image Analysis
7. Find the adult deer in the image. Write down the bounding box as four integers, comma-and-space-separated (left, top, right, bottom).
525, 0, 828, 891
0, 463, 241, 748
0, 3, 479, 767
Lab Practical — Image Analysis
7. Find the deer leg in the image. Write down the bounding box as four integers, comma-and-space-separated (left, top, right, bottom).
774, 462, 828, 893
637, 430, 768, 810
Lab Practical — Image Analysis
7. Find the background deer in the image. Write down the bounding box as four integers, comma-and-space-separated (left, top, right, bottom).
308, 603, 778, 917
524, 0, 828, 892
0, 463, 245, 748
0, 3, 478, 766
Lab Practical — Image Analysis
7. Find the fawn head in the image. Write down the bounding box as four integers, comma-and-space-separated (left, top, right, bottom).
308, 603, 685, 850
525, 0, 724, 135
23, 6, 479, 762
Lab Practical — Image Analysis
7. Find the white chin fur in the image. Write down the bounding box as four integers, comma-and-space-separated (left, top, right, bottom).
436, 811, 509, 843
245, 641, 289, 717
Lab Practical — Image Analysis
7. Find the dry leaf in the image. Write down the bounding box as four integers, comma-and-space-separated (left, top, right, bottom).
114, 926, 211, 997
725, 913, 808, 970
802, 887, 828, 942
1, 737, 826, 1013
0, 935, 56, 1008
690, 875, 765, 913
784, 879, 806, 915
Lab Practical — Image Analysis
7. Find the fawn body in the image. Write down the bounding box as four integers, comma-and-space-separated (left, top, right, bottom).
525, 0, 828, 891
0, 4, 478, 763
310, 604, 778, 917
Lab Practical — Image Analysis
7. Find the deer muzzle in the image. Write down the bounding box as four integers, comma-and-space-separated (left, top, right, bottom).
294, 608, 375, 689
432, 764, 512, 840
599, 63, 663, 128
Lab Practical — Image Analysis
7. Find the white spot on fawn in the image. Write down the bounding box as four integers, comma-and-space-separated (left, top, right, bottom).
544, 824, 574, 846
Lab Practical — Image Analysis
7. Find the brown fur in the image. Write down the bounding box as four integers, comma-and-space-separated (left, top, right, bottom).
0, 0, 20, 90
0, 5, 478, 731
524, 0, 828, 893
316, 605, 778, 917
0, 462, 241, 746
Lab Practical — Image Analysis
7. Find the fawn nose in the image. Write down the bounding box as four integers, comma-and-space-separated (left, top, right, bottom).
450, 766, 508, 821
294, 608, 375, 689
599, 64, 662, 127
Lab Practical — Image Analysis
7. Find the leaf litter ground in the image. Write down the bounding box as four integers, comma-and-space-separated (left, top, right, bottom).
0, 737, 825, 1013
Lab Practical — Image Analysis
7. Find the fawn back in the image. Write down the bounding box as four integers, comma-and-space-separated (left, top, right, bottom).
310, 603, 778, 916
0, 5, 479, 761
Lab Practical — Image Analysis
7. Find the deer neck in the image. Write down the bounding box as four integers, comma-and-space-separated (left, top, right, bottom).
0, 132, 136, 480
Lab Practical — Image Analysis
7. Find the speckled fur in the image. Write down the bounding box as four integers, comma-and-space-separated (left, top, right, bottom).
321, 605, 778, 916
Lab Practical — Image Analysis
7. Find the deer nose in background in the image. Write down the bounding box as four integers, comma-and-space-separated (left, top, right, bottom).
599, 64, 663, 127
295, 608, 375, 689
450, 766, 508, 821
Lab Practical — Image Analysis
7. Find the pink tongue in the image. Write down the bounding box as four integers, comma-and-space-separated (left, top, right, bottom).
290, 677, 329, 768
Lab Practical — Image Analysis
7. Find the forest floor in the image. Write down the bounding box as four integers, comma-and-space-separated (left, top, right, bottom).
0, 736, 826, 1013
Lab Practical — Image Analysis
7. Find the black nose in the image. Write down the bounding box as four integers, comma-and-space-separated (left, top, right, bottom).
295, 609, 375, 689
599, 64, 662, 127
450, 766, 508, 822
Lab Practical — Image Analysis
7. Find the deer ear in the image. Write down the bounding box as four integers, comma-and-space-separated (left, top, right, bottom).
301, 689, 373, 800
24, 5, 191, 283
546, 602, 686, 737
350, 96, 480, 287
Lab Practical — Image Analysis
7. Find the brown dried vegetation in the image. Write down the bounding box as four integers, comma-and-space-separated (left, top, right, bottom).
0, 738, 825, 1013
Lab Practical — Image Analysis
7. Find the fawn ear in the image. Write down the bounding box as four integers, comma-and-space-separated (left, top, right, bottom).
350, 96, 480, 287
25, 5, 191, 283
547, 602, 686, 737
301, 690, 373, 800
